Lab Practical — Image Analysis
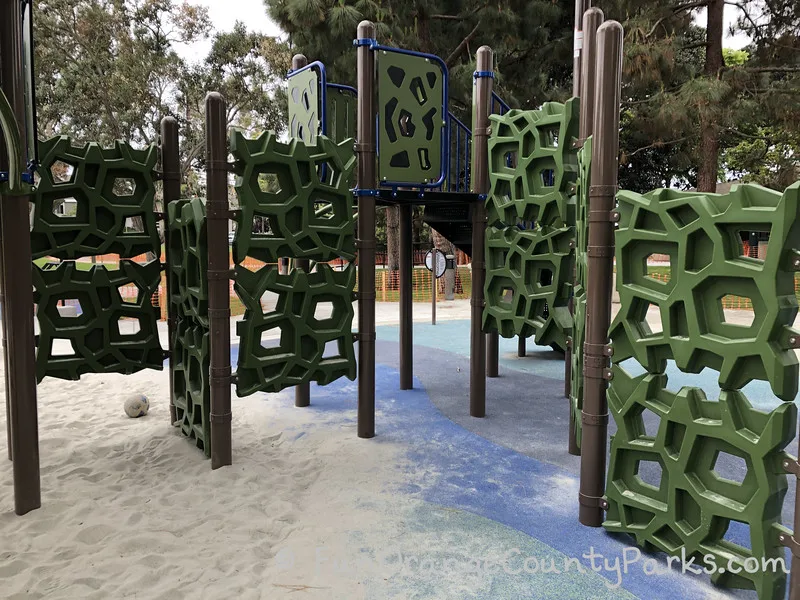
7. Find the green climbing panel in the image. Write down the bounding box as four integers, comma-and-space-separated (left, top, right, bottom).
605, 182, 800, 599
172, 320, 211, 456
569, 137, 592, 449
484, 100, 580, 350
377, 49, 445, 186
486, 100, 579, 228
484, 225, 573, 350
233, 263, 357, 396
167, 197, 211, 457
168, 198, 208, 327
31, 136, 160, 260
610, 183, 800, 400
604, 368, 796, 599
33, 261, 163, 382
326, 85, 357, 144
230, 130, 356, 264
288, 66, 321, 145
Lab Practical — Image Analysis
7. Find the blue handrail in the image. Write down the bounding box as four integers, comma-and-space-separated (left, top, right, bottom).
491, 91, 511, 116
447, 112, 471, 192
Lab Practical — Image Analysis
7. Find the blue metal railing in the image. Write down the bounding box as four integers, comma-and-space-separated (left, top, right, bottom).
491, 91, 511, 116
446, 112, 471, 192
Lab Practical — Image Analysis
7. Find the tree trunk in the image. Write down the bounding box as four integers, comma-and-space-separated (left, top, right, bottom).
386, 205, 400, 289
431, 227, 455, 256
697, 0, 724, 192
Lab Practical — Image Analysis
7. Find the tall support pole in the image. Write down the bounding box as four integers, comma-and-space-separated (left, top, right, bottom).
566, 0, 593, 399
205, 92, 233, 469
572, 0, 592, 97
470, 47, 493, 418
292, 54, 312, 408
431, 249, 437, 325
569, 6, 605, 457
1, 241, 10, 461
517, 336, 526, 357
160, 116, 180, 425
356, 21, 377, 438
1, 0, 41, 515
399, 203, 413, 389
486, 332, 499, 377
578, 21, 623, 527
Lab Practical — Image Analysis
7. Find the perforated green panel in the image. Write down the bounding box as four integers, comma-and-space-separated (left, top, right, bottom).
166, 198, 211, 456
288, 67, 320, 145
326, 85, 357, 144
233, 263, 357, 396
486, 100, 579, 228
31, 136, 160, 260
33, 261, 164, 382
172, 320, 210, 456
604, 367, 795, 599
610, 183, 800, 401
377, 50, 445, 185
168, 198, 208, 327
483, 100, 580, 350
484, 225, 573, 350
569, 137, 592, 449
230, 130, 356, 264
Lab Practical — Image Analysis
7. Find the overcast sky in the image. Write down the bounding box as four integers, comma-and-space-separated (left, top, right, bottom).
174, 0, 752, 63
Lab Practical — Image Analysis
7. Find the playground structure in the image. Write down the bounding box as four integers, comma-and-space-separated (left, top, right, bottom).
2, 1, 800, 598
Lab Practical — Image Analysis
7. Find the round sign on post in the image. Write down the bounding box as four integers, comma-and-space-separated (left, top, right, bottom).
425, 249, 446, 279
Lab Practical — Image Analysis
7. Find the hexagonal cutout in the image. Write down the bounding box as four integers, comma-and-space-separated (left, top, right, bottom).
50, 160, 76, 185
685, 229, 714, 272
538, 268, 553, 288
50, 337, 76, 357
640, 406, 661, 438
257, 170, 281, 194
541, 126, 559, 148
119, 317, 142, 336
500, 287, 514, 304
719, 295, 755, 326
124, 216, 146, 233
722, 519, 752, 552
52, 197, 79, 218
56, 298, 82, 318
323, 339, 341, 359
118, 283, 140, 305
313, 300, 334, 321
667, 203, 699, 228
318, 160, 340, 187
644, 254, 671, 284
636, 301, 663, 336
733, 228, 770, 261
635, 457, 663, 490
675, 488, 702, 534
112, 178, 136, 197
503, 151, 517, 168
259, 290, 280, 312
540, 169, 555, 187
712, 450, 748, 485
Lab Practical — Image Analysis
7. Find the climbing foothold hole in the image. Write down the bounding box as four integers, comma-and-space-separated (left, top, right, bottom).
257, 171, 282, 194
112, 178, 136, 197
712, 451, 748, 485
118, 283, 140, 305
50, 160, 76, 184
52, 197, 79, 218
719, 295, 755, 325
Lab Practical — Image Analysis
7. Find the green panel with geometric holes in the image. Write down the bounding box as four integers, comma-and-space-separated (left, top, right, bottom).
604, 368, 796, 599
32, 260, 164, 382
233, 262, 356, 397
609, 183, 800, 401
31, 136, 161, 260
377, 49, 445, 186
288, 66, 321, 146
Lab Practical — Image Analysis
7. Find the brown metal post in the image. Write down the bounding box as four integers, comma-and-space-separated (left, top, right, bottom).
470, 47, 493, 418
572, 0, 592, 98
205, 92, 233, 469
1, 0, 41, 514
399, 203, 412, 389
517, 336, 526, 357
160, 116, 180, 425
1, 247, 10, 461
569, 6, 605, 457
566, 0, 594, 398
578, 21, 623, 527
356, 21, 377, 438
486, 332, 499, 377
292, 54, 312, 408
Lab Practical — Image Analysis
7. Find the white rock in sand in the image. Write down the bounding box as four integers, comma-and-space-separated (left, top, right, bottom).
123, 393, 150, 418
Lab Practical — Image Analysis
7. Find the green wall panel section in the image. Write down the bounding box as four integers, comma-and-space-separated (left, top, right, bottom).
486, 100, 579, 228
167, 197, 211, 457
288, 67, 320, 145
610, 183, 800, 400
233, 263, 357, 396
484, 225, 573, 350
326, 85, 357, 144
33, 261, 163, 382
604, 367, 796, 599
230, 130, 356, 264
569, 137, 592, 449
377, 50, 445, 185
31, 136, 160, 260
484, 99, 580, 350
